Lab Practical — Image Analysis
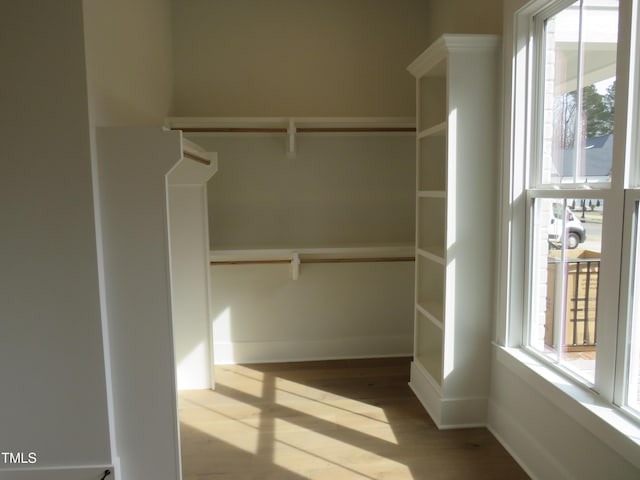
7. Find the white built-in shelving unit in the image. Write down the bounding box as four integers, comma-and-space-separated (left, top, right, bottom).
407, 34, 500, 428
165, 116, 418, 269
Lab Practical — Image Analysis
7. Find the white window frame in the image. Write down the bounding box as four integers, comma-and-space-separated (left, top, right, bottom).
496, 0, 640, 465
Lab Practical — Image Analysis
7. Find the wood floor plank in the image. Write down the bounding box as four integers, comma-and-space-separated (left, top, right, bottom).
180, 358, 529, 479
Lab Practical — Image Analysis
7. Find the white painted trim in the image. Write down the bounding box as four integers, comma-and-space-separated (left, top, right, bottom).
213, 336, 412, 365
407, 34, 501, 78
87, 121, 119, 476
409, 362, 488, 429
487, 399, 572, 480
409, 361, 443, 423
0, 465, 113, 480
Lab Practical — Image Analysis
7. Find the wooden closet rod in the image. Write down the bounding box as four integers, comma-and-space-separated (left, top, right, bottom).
301, 256, 415, 264
296, 127, 416, 133
211, 259, 291, 266
177, 127, 288, 134
183, 150, 211, 165
211, 256, 415, 266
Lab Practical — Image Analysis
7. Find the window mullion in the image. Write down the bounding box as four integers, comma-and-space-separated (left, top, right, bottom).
594, 0, 634, 403
615, 190, 640, 408
573, 0, 585, 185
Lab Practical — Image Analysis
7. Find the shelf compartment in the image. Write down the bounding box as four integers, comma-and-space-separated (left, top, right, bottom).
416, 254, 445, 324
418, 60, 447, 131
415, 309, 443, 385
418, 133, 447, 191
417, 196, 446, 254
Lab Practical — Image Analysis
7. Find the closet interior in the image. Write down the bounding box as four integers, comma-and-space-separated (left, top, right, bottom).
166, 117, 418, 368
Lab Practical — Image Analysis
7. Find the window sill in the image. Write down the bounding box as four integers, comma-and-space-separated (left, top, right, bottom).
494, 345, 640, 470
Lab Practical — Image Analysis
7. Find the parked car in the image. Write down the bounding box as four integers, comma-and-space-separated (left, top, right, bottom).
548, 203, 587, 249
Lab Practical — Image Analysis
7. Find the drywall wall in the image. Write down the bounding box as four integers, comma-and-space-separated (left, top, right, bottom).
210, 261, 415, 363
171, 0, 431, 117
83, 0, 174, 126
0, 0, 111, 473
95, 127, 183, 480
194, 135, 415, 249
489, 355, 640, 479
424, 0, 503, 45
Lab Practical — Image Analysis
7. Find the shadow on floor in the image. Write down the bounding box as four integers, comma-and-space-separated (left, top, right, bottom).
179, 357, 529, 480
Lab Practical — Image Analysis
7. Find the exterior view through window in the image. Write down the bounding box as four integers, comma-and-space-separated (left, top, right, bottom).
527, 0, 618, 383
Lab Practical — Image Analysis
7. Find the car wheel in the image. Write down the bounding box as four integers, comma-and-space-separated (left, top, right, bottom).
567, 232, 580, 249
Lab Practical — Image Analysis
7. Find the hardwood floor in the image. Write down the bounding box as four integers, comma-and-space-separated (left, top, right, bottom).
179, 358, 529, 480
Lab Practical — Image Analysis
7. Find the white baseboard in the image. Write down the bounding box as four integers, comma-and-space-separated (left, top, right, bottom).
213, 335, 413, 364
409, 361, 488, 429
487, 399, 572, 480
0, 465, 113, 480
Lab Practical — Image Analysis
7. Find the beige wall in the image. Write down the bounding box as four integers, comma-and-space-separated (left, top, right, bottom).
210, 261, 415, 363
83, 0, 503, 121
171, 0, 432, 117
83, 0, 174, 126
425, 0, 503, 45
193, 135, 415, 248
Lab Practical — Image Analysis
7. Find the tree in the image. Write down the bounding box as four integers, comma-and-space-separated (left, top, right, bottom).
554, 80, 616, 149
583, 84, 613, 137
604, 81, 616, 117
555, 90, 578, 148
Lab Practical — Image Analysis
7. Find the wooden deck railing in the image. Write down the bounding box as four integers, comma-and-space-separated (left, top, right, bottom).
545, 257, 600, 351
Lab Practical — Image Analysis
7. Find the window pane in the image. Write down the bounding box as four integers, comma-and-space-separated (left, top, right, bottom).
529, 198, 603, 382
627, 202, 640, 415
539, 0, 618, 185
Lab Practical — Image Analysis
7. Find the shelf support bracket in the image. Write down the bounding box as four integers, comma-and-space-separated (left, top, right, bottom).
291, 253, 300, 280
287, 118, 297, 158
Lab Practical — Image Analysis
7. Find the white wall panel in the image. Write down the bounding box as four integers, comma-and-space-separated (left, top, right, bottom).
0, 1, 111, 472
210, 261, 415, 364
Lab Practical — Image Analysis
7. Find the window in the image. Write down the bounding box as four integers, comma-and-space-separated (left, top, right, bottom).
505, 0, 640, 423
527, 0, 619, 384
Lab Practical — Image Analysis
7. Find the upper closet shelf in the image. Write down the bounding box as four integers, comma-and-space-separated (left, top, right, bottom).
210, 244, 415, 280
165, 117, 416, 157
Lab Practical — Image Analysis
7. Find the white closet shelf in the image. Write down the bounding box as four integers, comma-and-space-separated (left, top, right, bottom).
417, 122, 447, 139
417, 247, 446, 264
210, 245, 415, 279
416, 301, 444, 328
166, 117, 416, 157
166, 116, 416, 133
417, 190, 446, 198
210, 244, 415, 262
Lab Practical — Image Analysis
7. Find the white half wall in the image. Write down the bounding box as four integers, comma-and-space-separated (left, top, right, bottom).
95, 127, 183, 480
210, 261, 415, 364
